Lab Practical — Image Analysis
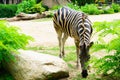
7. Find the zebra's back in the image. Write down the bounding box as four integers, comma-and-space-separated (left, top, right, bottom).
53, 7, 79, 37
53, 7, 92, 44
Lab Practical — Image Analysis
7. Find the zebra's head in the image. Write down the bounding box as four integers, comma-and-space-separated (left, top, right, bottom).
80, 42, 93, 55
79, 42, 93, 78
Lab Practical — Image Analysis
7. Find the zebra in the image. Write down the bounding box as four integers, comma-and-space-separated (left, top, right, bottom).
53, 7, 93, 78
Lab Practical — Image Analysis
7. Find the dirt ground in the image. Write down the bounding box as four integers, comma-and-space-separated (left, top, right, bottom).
9, 13, 120, 47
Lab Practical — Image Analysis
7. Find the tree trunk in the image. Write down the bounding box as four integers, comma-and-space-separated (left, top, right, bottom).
112, 0, 114, 3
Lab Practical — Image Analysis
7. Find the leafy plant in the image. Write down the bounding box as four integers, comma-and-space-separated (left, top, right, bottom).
81, 4, 101, 15
67, 3, 81, 11
30, 2, 45, 14
16, 0, 36, 14
0, 4, 17, 18
103, 7, 114, 14
50, 5, 62, 10
92, 20, 120, 78
0, 21, 33, 66
71, 0, 95, 6
111, 3, 120, 12
0, 68, 14, 80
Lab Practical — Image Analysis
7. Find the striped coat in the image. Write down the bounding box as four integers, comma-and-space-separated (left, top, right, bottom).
53, 7, 93, 78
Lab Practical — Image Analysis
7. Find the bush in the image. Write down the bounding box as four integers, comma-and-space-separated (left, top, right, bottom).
67, 3, 81, 11
92, 20, 120, 78
103, 7, 114, 14
0, 4, 17, 18
16, 0, 45, 14
71, 0, 94, 6
111, 3, 120, 12
50, 5, 62, 10
0, 69, 14, 80
0, 21, 33, 67
30, 2, 45, 14
16, 0, 36, 14
81, 4, 100, 15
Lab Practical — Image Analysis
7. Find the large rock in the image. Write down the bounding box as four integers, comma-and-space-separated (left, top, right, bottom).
6, 50, 69, 80
42, 0, 71, 8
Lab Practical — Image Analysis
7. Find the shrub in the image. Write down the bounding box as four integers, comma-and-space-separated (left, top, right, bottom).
0, 21, 33, 67
30, 2, 45, 14
16, 0, 36, 14
92, 20, 120, 78
67, 3, 81, 11
0, 4, 17, 18
71, 0, 94, 6
81, 4, 100, 15
16, 0, 45, 14
50, 5, 62, 10
111, 3, 120, 12
50, 2, 81, 11
103, 6, 114, 14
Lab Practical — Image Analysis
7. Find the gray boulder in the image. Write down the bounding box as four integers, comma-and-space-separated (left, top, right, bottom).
6, 50, 69, 80
42, 0, 71, 8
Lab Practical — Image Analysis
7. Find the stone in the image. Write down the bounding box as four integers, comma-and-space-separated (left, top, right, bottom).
42, 0, 70, 8
6, 50, 69, 80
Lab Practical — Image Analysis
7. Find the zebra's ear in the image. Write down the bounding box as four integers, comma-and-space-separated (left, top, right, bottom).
89, 42, 94, 48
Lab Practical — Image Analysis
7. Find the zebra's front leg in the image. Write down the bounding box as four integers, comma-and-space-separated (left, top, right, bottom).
74, 40, 80, 69
76, 47, 80, 69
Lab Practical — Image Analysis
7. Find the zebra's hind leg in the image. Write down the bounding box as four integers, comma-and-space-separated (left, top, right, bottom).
57, 31, 62, 58
61, 33, 68, 57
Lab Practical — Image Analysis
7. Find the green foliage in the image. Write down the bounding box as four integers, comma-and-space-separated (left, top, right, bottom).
71, 0, 95, 6
103, 7, 114, 14
111, 3, 120, 12
0, 21, 33, 65
0, 4, 17, 18
16, 0, 45, 14
81, 4, 101, 15
49, 3, 119, 15
0, 69, 14, 80
67, 3, 81, 11
92, 20, 120, 78
50, 5, 62, 10
30, 2, 45, 14
16, 0, 36, 14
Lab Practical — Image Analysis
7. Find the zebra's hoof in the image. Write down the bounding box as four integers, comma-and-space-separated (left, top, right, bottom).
81, 70, 88, 78
59, 55, 62, 58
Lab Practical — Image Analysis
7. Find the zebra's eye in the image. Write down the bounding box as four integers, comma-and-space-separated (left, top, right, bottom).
79, 45, 82, 49
89, 42, 94, 48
